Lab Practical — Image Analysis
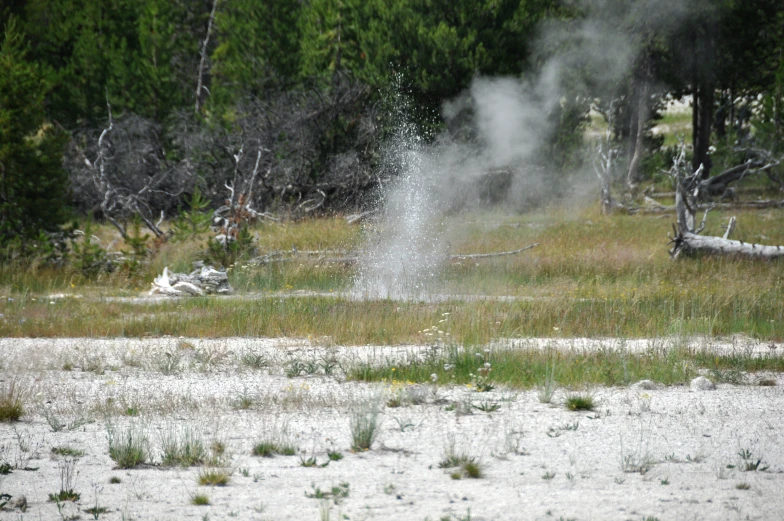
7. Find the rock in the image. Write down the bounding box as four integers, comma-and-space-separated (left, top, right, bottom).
12, 495, 28, 512
690, 376, 716, 391
631, 379, 658, 390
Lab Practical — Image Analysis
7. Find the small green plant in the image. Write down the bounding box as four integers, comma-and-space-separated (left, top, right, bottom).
51, 446, 85, 457
241, 352, 268, 370
48, 458, 80, 502
0, 379, 25, 422
738, 449, 769, 472
305, 482, 350, 505
565, 393, 594, 411
470, 359, 495, 392
192, 494, 210, 506
173, 187, 212, 242
300, 455, 330, 468
49, 490, 80, 502
349, 401, 381, 451
541, 471, 556, 480
85, 483, 108, 519
107, 422, 150, 468
736, 482, 751, 490
327, 450, 343, 461
232, 388, 255, 410
472, 401, 501, 413
660, 477, 669, 485
197, 466, 232, 486
439, 443, 483, 479
206, 224, 256, 268
109, 476, 121, 484
70, 220, 108, 277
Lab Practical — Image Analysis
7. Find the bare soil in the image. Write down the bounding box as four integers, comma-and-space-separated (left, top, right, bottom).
1, 337, 782, 521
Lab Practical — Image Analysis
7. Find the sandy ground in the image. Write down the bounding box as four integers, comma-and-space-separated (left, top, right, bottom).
1, 336, 782, 521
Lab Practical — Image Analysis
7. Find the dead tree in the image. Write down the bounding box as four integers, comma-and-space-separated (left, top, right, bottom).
592, 110, 621, 215
71, 102, 191, 243
195, 0, 219, 114
668, 144, 784, 260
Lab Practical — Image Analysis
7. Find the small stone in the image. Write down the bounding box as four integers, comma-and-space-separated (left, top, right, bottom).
690, 376, 716, 391
12, 495, 27, 512
631, 379, 658, 390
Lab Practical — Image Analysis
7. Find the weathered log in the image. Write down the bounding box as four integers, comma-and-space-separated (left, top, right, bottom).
670, 231, 784, 260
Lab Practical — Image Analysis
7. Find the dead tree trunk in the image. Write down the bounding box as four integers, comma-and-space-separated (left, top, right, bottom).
669, 145, 784, 260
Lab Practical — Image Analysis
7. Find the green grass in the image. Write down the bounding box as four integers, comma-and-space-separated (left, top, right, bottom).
51, 446, 85, 457
349, 345, 784, 389
197, 467, 231, 486
564, 393, 595, 411
107, 422, 150, 469
160, 425, 206, 467
0, 380, 25, 422
192, 494, 210, 505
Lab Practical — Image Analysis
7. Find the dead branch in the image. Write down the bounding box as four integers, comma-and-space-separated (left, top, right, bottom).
195, 0, 219, 114
345, 209, 379, 225
449, 243, 539, 260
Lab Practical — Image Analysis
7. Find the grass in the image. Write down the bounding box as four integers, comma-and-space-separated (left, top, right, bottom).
439, 443, 484, 479
349, 401, 381, 451
159, 424, 206, 467
107, 422, 150, 468
349, 344, 784, 389
197, 467, 232, 486
0, 380, 25, 422
564, 393, 595, 411
1, 207, 783, 344
252, 425, 298, 457
51, 446, 85, 457
192, 494, 210, 505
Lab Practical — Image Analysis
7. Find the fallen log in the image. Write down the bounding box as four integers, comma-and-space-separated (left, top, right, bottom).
669, 231, 784, 259
668, 145, 784, 260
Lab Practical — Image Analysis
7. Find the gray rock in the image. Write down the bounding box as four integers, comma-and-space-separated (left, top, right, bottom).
690, 376, 716, 391
631, 379, 658, 390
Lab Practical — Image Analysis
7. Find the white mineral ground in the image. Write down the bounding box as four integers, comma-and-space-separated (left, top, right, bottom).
1, 336, 782, 521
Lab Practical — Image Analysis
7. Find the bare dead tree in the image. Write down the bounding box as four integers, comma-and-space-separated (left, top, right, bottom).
668, 143, 784, 260
68, 103, 193, 242
195, 0, 219, 114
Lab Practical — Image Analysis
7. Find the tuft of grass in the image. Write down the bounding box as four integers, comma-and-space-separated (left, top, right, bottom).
349, 401, 381, 451
736, 482, 751, 490
107, 422, 150, 469
327, 450, 343, 461
252, 439, 297, 458
439, 443, 483, 479
564, 393, 594, 411
160, 424, 206, 467
48, 490, 80, 502
109, 476, 121, 484
305, 483, 350, 504
192, 494, 210, 505
197, 466, 232, 486
0, 379, 25, 422
51, 446, 85, 458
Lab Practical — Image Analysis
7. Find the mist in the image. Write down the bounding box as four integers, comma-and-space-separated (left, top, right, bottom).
354, 0, 695, 299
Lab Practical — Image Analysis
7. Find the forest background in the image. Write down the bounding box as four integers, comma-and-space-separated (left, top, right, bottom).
1, 0, 783, 266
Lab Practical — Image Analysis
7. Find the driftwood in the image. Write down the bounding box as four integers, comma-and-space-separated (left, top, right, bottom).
149, 266, 232, 296
345, 209, 379, 225
668, 145, 784, 260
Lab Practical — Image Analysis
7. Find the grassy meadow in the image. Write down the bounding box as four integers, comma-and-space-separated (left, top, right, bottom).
1, 205, 782, 345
